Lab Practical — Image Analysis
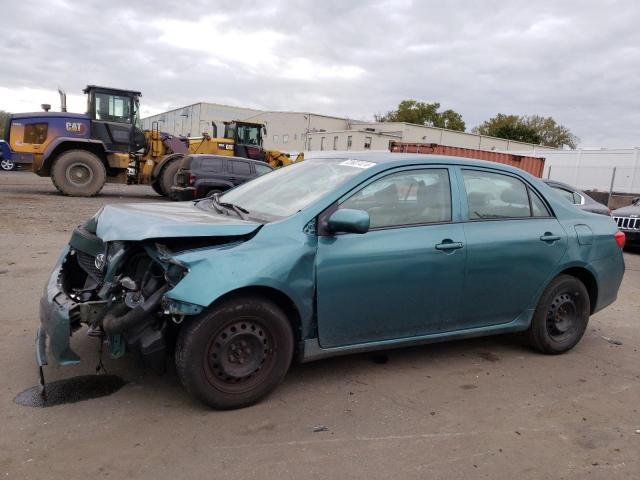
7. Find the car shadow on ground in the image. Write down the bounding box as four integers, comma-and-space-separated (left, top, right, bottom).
43, 331, 533, 409
25, 331, 531, 410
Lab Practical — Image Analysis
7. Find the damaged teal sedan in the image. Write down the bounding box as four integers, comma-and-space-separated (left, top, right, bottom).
38, 153, 626, 409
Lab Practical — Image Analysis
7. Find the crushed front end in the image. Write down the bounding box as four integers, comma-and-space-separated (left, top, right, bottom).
37, 215, 200, 379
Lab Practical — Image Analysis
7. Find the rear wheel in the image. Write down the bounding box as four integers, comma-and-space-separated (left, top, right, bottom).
175, 296, 294, 409
51, 150, 106, 197
527, 274, 590, 354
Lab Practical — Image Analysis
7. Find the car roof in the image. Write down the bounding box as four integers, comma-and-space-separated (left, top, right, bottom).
189, 154, 272, 167
305, 151, 537, 178
543, 179, 610, 208
543, 179, 576, 189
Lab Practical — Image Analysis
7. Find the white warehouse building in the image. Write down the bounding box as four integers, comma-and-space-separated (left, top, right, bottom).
305, 121, 557, 153
143, 103, 554, 153
142, 103, 263, 139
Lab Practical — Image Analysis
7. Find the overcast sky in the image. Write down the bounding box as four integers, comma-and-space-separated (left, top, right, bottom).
1, 0, 639, 147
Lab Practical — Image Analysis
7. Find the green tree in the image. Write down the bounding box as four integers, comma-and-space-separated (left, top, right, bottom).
0, 110, 10, 139
473, 113, 578, 149
375, 100, 466, 131
523, 115, 579, 149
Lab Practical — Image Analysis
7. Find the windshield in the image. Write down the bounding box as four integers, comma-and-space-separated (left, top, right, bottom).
236, 124, 261, 146
217, 159, 373, 221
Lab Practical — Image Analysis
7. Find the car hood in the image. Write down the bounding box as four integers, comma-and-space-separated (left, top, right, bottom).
612, 204, 640, 217
96, 202, 262, 241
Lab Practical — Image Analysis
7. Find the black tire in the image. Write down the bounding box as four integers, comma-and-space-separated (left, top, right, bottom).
1, 158, 16, 171
527, 274, 590, 354
51, 150, 106, 197
160, 158, 182, 200
175, 296, 294, 409
150, 179, 164, 196
206, 188, 223, 198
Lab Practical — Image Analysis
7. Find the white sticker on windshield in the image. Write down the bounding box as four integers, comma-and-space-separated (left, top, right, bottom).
339, 159, 376, 169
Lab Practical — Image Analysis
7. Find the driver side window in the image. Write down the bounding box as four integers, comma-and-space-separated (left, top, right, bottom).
340, 169, 452, 229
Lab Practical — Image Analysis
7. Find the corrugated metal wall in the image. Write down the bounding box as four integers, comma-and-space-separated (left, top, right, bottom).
390, 142, 545, 177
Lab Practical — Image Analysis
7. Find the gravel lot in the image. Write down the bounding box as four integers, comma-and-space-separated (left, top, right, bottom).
1, 171, 638, 479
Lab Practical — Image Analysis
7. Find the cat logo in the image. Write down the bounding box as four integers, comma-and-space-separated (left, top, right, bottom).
65, 122, 86, 134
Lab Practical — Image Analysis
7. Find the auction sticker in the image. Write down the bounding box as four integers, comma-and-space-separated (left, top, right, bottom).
339, 159, 375, 169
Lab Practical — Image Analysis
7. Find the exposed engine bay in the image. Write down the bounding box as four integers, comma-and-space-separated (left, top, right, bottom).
58, 222, 243, 372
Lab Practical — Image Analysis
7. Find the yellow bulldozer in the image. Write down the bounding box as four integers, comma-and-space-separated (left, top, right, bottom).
3, 85, 302, 197
145, 119, 303, 197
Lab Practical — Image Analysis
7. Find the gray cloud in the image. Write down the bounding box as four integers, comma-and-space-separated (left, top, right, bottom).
1, 0, 639, 147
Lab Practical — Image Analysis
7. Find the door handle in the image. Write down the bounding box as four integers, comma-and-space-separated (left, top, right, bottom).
540, 233, 561, 242
435, 240, 464, 251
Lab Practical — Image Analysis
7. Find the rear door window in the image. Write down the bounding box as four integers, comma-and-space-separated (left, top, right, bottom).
200, 157, 223, 173
530, 189, 551, 217
230, 160, 251, 176
462, 169, 539, 219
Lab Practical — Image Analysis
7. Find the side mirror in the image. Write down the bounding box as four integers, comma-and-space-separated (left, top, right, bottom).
326, 209, 370, 234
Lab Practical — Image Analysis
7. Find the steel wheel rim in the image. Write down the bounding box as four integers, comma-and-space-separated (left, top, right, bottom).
1, 159, 14, 170
204, 317, 274, 393
546, 292, 579, 341
66, 162, 93, 186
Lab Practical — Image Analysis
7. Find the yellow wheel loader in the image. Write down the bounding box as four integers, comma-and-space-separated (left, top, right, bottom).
4, 85, 302, 197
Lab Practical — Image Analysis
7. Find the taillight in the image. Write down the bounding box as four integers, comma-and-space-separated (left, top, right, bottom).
614, 230, 625, 248
188, 173, 195, 186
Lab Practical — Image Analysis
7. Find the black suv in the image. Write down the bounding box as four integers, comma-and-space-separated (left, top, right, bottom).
171, 154, 273, 200
612, 197, 640, 247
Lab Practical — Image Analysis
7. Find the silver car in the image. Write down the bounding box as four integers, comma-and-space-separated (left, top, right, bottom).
544, 180, 610, 216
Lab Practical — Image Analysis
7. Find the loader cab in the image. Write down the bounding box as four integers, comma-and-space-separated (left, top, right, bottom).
84, 85, 146, 153
223, 121, 265, 161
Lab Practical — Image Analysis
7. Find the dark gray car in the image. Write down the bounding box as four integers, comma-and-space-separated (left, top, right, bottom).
612, 197, 640, 246
543, 180, 610, 216
171, 154, 273, 201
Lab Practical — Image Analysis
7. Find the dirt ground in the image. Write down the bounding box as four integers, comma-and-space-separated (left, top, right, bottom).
1, 171, 638, 480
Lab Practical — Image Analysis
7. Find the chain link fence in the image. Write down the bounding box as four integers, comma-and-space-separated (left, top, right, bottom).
546, 165, 639, 208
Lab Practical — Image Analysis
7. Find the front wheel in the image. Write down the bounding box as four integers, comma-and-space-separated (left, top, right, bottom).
159, 157, 183, 200
150, 180, 164, 196
527, 274, 590, 354
175, 296, 294, 409
1, 158, 16, 171
51, 150, 106, 196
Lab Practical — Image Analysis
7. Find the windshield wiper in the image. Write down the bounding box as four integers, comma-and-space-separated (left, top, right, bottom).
211, 193, 249, 220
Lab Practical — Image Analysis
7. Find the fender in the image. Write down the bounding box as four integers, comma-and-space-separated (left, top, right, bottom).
40, 137, 108, 174
43, 137, 107, 161
166, 225, 317, 340
0, 140, 11, 159
152, 153, 184, 181
194, 178, 235, 192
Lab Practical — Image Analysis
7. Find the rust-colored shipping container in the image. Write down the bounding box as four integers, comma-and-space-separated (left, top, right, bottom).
389, 142, 545, 178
